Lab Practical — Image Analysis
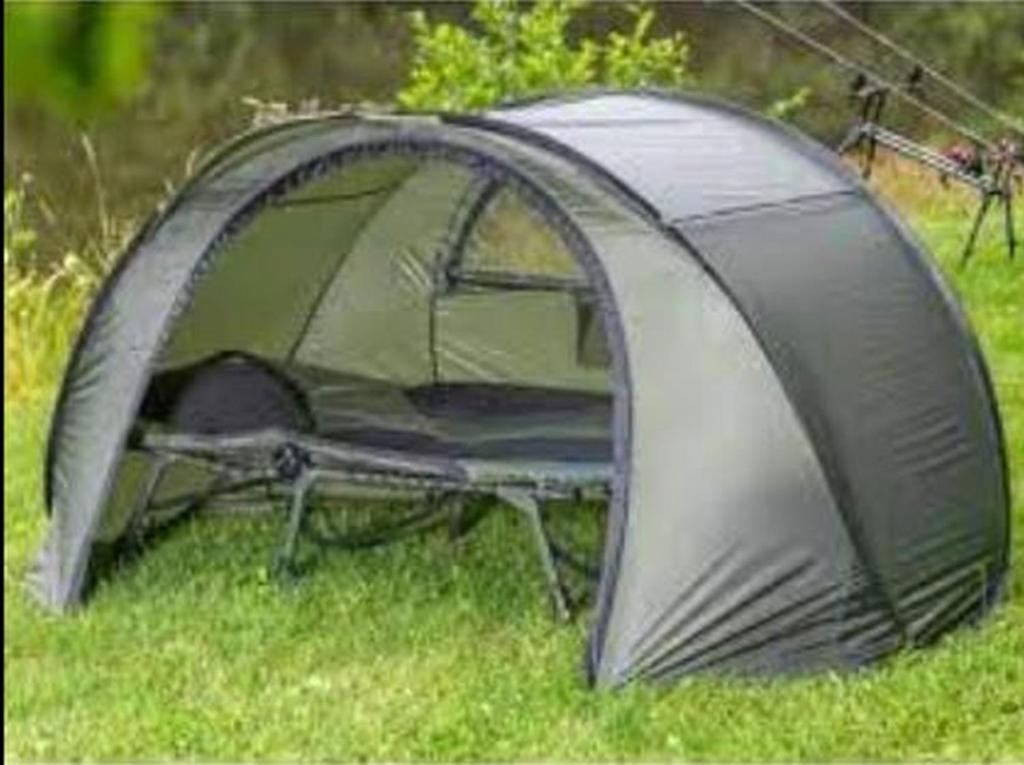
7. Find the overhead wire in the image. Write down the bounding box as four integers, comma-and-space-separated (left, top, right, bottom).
733, 0, 1018, 263
813, 0, 1024, 139
732, 0, 999, 153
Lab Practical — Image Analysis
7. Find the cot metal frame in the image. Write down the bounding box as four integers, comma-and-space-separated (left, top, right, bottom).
126, 428, 610, 620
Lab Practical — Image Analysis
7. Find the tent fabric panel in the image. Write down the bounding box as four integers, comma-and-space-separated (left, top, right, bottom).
43, 119, 410, 506
38, 121, 633, 610
435, 290, 609, 391
37, 121, 411, 609
170, 117, 363, 210
442, 123, 900, 680
683, 193, 1008, 642
488, 93, 851, 221
34, 200, 240, 608
160, 157, 417, 368
579, 226, 870, 684
294, 160, 475, 383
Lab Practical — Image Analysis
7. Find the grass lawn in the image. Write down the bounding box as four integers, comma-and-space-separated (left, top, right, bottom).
4, 171, 1024, 760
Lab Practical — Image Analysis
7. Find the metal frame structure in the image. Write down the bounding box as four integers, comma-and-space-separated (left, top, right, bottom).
129, 427, 610, 620
736, 0, 1021, 264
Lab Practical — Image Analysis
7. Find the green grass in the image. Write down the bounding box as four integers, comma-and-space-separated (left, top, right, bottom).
4, 199, 1024, 760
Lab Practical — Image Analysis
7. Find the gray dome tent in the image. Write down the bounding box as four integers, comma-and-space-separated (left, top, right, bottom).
34, 92, 1009, 687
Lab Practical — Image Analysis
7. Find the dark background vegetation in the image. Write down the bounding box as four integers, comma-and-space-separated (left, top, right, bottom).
5, 2, 1024, 262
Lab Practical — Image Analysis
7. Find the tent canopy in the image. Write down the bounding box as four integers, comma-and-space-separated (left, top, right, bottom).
35, 91, 1008, 687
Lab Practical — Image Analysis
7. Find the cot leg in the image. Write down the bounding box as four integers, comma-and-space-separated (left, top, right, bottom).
122, 454, 172, 553
446, 494, 467, 542
498, 488, 572, 622
445, 494, 490, 544
270, 469, 317, 581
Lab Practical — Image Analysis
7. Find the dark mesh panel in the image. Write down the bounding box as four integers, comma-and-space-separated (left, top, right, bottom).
683, 193, 1006, 641
406, 382, 608, 417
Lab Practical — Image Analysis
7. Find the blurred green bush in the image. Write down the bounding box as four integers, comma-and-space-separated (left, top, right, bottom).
398, 0, 690, 110
4, 3, 164, 121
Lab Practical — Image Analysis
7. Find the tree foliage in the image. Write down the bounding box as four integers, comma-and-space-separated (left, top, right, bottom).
4, 3, 164, 122
398, 0, 690, 111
